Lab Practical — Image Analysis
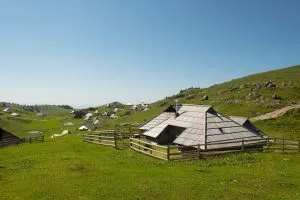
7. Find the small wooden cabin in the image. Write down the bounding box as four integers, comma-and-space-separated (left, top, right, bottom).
0, 128, 23, 147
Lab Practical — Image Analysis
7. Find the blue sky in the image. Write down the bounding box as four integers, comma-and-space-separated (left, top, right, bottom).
0, 0, 299, 107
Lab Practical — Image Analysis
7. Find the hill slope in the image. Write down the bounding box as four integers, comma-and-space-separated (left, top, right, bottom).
97, 65, 300, 134
0, 103, 72, 116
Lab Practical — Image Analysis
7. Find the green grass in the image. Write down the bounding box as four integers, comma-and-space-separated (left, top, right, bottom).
1, 135, 300, 200
254, 108, 300, 140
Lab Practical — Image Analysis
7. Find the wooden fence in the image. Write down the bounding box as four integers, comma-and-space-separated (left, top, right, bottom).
0, 136, 44, 148
23, 136, 44, 143
84, 129, 141, 149
83, 133, 116, 147
0, 138, 23, 148
129, 137, 300, 161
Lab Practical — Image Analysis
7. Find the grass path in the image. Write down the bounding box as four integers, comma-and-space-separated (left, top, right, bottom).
251, 104, 300, 121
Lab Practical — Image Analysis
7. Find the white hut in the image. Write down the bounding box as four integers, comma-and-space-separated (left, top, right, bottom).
84, 116, 91, 121
110, 114, 117, 119
102, 112, 108, 116
94, 110, 99, 114
11, 112, 20, 117
114, 108, 118, 113
93, 120, 100, 125
37, 113, 45, 117
3, 108, 11, 113
85, 113, 93, 117
78, 125, 89, 131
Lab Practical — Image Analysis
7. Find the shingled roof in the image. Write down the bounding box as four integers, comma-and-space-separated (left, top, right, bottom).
140, 104, 265, 150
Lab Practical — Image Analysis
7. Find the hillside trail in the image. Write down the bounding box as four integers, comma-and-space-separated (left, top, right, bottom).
251, 104, 300, 121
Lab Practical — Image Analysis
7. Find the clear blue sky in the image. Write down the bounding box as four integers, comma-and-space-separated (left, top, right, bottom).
0, 0, 299, 107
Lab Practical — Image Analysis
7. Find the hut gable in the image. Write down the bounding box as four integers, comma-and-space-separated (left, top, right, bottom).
0, 128, 23, 147
140, 105, 264, 149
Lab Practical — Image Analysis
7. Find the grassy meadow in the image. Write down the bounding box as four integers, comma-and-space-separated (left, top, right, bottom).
1, 134, 300, 200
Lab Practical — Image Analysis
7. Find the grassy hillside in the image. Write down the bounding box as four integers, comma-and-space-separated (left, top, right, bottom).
254, 108, 300, 140
0, 103, 71, 116
95, 65, 300, 135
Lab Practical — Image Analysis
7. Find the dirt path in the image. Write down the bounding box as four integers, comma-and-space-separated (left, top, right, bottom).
251, 104, 300, 121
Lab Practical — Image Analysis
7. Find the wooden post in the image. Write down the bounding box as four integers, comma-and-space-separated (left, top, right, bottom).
267, 138, 270, 152
282, 138, 285, 153
197, 144, 201, 159
241, 139, 244, 151
130, 138, 132, 147
167, 145, 170, 161
298, 140, 300, 152
114, 130, 117, 149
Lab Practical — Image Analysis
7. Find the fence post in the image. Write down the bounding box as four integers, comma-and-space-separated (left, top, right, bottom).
167, 145, 170, 161
114, 130, 117, 149
282, 138, 285, 153
241, 139, 244, 151
267, 138, 269, 152
197, 144, 201, 159
138, 140, 141, 150
298, 140, 300, 152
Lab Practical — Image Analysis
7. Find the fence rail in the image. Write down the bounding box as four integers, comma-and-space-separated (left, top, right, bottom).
83, 134, 115, 147
128, 137, 300, 161
0, 136, 44, 148
23, 136, 44, 143
82, 129, 299, 161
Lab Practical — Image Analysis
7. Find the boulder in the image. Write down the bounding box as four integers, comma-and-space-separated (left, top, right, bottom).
272, 93, 282, 100
202, 95, 208, 100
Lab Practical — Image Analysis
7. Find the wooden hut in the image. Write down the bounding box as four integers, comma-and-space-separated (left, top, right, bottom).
140, 104, 266, 151
0, 128, 23, 147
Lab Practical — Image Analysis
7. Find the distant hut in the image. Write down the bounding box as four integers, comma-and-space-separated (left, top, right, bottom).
85, 113, 93, 117
140, 104, 265, 150
102, 112, 108, 116
84, 116, 91, 121
110, 114, 117, 119
11, 112, 20, 117
93, 120, 100, 125
0, 128, 23, 147
78, 125, 89, 131
73, 110, 86, 119
37, 113, 45, 117
3, 108, 11, 113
